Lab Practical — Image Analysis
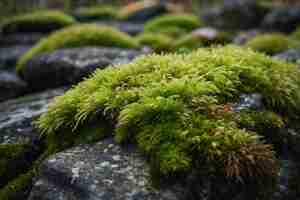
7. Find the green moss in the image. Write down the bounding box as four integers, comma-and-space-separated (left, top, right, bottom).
17, 24, 139, 74
173, 31, 230, 50
0, 144, 35, 188
0, 10, 76, 35
0, 171, 34, 200
136, 33, 172, 52
75, 5, 118, 21
36, 45, 300, 197
144, 14, 202, 38
245, 33, 299, 55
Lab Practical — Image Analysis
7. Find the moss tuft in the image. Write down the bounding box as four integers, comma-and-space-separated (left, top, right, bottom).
75, 5, 118, 21
144, 14, 202, 38
245, 33, 299, 55
17, 24, 139, 73
0, 10, 76, 35
136, 33, 172, 52
36, 45, 300, 197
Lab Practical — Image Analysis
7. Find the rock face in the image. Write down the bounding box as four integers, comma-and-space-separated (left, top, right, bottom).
28, 138, 182, 200
0, 71, 27, 102
261, 6, 300, 33
0, 45, 31, 69
22, 47, 144, 91
202, 0, 266, 30
274, 48, 300, 63
0, 33, 45, 46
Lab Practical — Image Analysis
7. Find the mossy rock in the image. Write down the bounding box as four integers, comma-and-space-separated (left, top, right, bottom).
173, 29, 230, 50
144, 14, 202, 38
291, 27, 300, 40
74, 5, 119, 22
0, 11, 76, 35
36, 45, 300, 198
245, 33, 299, 55
17, 24, 139, 74
136, 33, 172, 52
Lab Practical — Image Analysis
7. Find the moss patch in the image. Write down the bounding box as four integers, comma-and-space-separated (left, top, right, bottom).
17, 24, 139, 74
144, 14, 202, 38
136, 33, 172, 52
35, 45, 300, 197
245, 33, 299, 55
75, 5, 118, 22
0, 10, 76, 35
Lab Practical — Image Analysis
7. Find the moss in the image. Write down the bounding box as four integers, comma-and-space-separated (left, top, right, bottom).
136, 33, 172, 52
245, 33, 299, 55
144, 14, 202, 38
0, 170, 34, 200
36, 45, 300, 198
75, 5, 118, 22
291, 27, 300, 40
0, 10, 76, 35
17, 24, 139, 74
0, 144, 37, 189
173, 31, 230, 50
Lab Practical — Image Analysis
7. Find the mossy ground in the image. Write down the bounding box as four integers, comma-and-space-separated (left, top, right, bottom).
143, 14, 202, 38
35, 45, 300, 198
75, 5, 119, 21
245, 33, 300, 55
16, 24, 139, 74
0, 10, 76, 35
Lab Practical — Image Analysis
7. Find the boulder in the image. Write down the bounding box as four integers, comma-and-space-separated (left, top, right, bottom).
0, 71, 27, 102
22, 47, 144, 91
0, 33, 45, 46
201, 0, 267, 30
0, 45, 31, 69
261, 6, 300, 33
274, 48, 300, 63
28, 138, 183, 200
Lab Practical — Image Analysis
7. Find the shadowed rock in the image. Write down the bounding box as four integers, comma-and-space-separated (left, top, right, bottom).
0, 45, 31, 69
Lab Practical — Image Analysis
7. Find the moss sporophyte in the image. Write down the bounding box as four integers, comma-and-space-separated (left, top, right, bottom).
35, 45, 300, 198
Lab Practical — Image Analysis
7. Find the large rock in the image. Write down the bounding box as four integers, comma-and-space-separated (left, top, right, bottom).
0, 33, 45, 46
201, 0, 267, 30
22, 47, 144, 91
0, 71, 27, 102
274, 48, 300, 63
0, 45, 31, 69
28, 138, 183, 200
261, 6, 300, 33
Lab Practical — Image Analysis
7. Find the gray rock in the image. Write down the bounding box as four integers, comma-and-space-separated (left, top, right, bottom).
28, 138, 183, 200
201, 0, 267, 30
22, 47, 143, 91
261, 6, 300, 33
0, 45, 31, 69
0, 70, 27, 102
233, 29, 261, 45
100, 22, 144, 36
273, 48, 300, 63
0, 33, 45, 46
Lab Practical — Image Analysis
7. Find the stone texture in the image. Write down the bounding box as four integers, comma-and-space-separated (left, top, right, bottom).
22, 47, 144, 91
0, 33, 45, 46
233, 29, 261, 45
0, 45, 31, 69
0, 71, 27, 102
274, 48, 300, 63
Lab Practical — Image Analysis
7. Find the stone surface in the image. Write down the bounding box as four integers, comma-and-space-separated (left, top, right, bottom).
0, 88, 65, 145
22, 47, 144, 91
0, 45, 31, 69
261, 6, 300, 33
233, 29, 261, 45
201, 0, 267, 30
28, 138, 183, 200
0, 70, 27, 102
97, 21, 144, 36
0, 33, 45, 46
274, 48, 300, 63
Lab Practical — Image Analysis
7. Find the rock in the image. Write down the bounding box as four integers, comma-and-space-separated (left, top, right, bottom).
22, 47, 144, 91
0, 45, 31, 69
0, 71, 27, 102
97, 21, 144, 36
233, 29, 261, 45
28, 138, 183, 200
201, 0, 267, 30
261, 6, 300, 33
0, 33, 45, 46
274, 48, 300, 63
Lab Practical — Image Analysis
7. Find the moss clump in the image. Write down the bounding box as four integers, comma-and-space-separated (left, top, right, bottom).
173, 31, 230, 50
0, 170, 34, 200
75, 5, 118, 22
36, 45, 300, 197
0, 10, 76, 35
245, 33, 299, 55
17, 24, 139, 73
136, 33, 172, 52
144, 14, 202, 37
